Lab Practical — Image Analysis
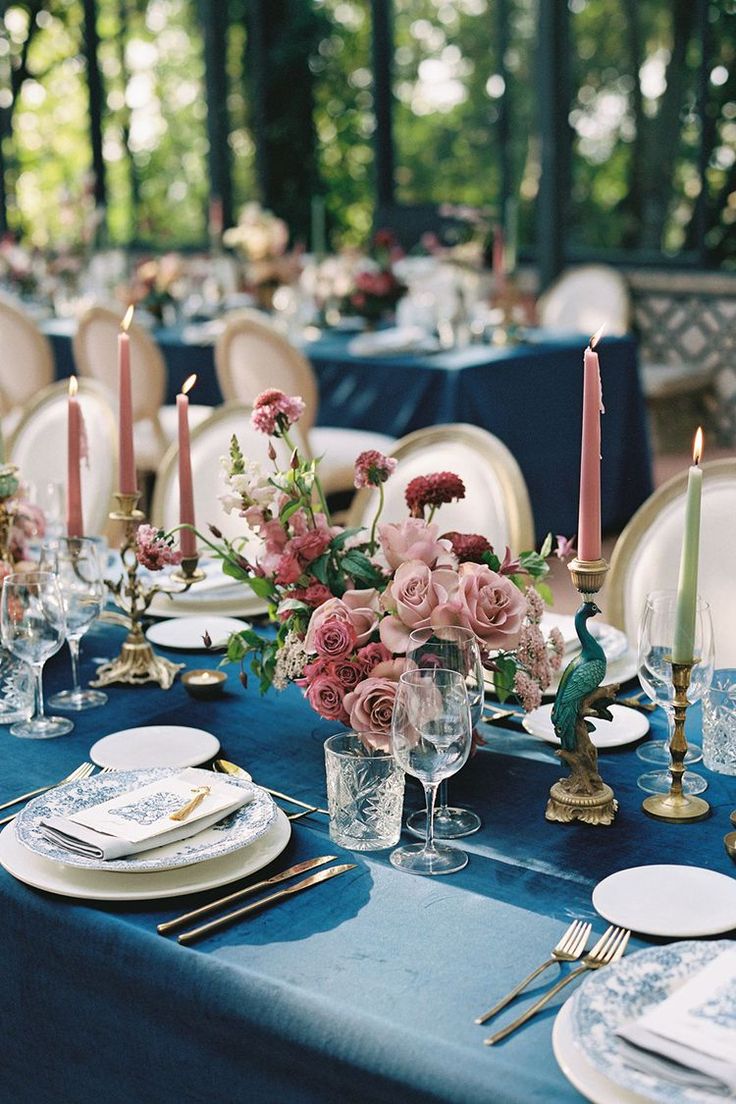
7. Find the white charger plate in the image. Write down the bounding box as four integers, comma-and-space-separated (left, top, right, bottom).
564, 941, 732, 1104
90, 725, 221, 770
0, 809, 290, 901
523, 703, 649, 749
14, 767, 276, 874
553, 1000, 649, 1104
593, 865, 736, 937
145, 616, 248, 651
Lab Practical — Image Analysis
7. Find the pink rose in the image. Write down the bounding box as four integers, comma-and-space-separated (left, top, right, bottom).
379, 560, 458, 653
275, 550, 302, 585
378, 518, 456, 571
343, 659, 410, 750
434, 562, 525, 647
330, 658, 363, 691
305, 589, 380, 652
357, 642, 392, 673
305, 674, 347, 721
290, 528, 330, 565
312, 617, 357, 660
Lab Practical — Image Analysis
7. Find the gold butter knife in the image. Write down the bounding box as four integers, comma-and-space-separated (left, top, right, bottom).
177, 863, 356, 945
158, 854, 337, 935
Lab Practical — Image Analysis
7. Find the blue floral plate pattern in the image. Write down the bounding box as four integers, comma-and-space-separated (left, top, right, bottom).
14, 767, 277, 874
569, 940, 733, 1104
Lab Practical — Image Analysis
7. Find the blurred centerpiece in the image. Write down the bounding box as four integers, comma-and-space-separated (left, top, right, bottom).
224, 202, 302, 311
341, 230, 407, 327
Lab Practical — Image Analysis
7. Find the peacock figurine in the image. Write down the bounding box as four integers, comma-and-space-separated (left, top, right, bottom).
551, 601, 607, 751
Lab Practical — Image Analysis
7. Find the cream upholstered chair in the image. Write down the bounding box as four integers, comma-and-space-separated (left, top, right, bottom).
73, 305, 211, 474
9, 379, 117, 537
608, 459, 736, 666
150, 402, 310, 544
0, 295, 55, 437
537, 265, 631, 337
346, 423, 535, 552
214, 310, 395, 496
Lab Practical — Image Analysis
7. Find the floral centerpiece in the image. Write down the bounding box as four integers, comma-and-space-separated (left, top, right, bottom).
0, 463, 45, 579
342, 229, 407, 325
141, 390, 570, 749
123, 253, 186, 322
223, 202, 301, 308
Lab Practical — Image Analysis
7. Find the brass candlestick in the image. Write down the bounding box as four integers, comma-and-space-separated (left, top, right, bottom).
90, 492, 200, 690
545, 556, 618, 827
642, 660, 710, 823
169, 554, 206, 586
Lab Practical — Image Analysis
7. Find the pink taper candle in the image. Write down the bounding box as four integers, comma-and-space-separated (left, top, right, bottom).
577, 326, 605, 561
67, 376, 84, 537
177, 374, 197, 557
118, 305, 136, 494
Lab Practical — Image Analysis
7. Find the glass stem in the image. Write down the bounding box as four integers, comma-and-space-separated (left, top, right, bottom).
33, 664, 45, 721
68, 636, 81, 694
423, 781, 439, 854
437, 779, 449, 814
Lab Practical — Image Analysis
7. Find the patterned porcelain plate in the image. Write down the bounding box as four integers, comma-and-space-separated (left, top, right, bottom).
14, 767, 277, 874
567, 941, 733, 1104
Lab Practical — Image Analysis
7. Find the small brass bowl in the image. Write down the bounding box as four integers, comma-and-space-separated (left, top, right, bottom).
182, 668, 227, 700
725, 831, 736, 863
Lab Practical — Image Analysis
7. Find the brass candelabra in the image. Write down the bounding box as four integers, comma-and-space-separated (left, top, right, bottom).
90, 492, 200, 690
641, 660, 711, 823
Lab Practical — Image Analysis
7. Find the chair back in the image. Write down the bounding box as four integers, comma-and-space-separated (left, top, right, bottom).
0, 296, 55, 417
150, 403, 310, 544
537, 265, 630, 337
608, 459, 736, 665
346, 423, 535, 552
9, 380, 117, 537
73, 305, 166, 422
215, 311, 318, 433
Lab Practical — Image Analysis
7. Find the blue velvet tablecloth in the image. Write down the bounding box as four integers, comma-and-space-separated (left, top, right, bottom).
44, 319, 652, 543
2, 620, 734, 1104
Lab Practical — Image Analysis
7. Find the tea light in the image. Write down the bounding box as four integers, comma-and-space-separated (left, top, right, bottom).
182, 669, 227, 700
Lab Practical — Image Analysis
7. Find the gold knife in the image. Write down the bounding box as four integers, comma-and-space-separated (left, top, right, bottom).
177, 863, 356, 945
157, 854, 337, 935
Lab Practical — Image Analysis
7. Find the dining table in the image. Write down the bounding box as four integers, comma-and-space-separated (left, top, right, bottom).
2, 616, 734, 1104
43, 317, 653, 543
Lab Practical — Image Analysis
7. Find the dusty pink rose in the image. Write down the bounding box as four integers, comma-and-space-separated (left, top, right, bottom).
379, 560, 458, 653
275, 550, 302, 585
305, 674, 347, 721
357, 642, 392, 673
343, 658, 410, 750
378, 518, 455, 572
434, 561, 525, 647
312, 616, 357, 660
330, 658, 364, 691
305, 590, 380, 652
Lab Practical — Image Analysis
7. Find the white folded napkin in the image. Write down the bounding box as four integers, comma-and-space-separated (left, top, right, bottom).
41, 768, 251, 861
617, 948, 736, 1095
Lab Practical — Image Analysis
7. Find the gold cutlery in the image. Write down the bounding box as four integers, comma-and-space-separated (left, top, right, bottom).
177, 862, 356, 945
213, 759, 329, 817
475, 919, 591, 1025
0, 762, 96, 825
613, 694, 656, 713
157, 854, 338, 935
484, 925, 630, 1045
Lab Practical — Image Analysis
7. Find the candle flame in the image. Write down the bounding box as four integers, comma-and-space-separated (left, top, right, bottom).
182, 373, 197, 396
589, 324, 606, 350
693, 426, 703, 465
121, 304, 134, 332
68, 375, 78, 398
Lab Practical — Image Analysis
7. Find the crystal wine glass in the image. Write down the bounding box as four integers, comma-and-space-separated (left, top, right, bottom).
636, 590, 714, 795
405, 626, 483, 839
390, 667, 473, 876
0, 571, 73, 738
40, 538, 107, 711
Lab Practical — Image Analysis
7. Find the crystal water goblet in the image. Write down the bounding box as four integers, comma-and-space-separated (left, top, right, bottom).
40, 537, 107, 710
405, 626, 483, 839
390, 667, 473, 876
636, 590, 714, 795
0, 571, 73, 738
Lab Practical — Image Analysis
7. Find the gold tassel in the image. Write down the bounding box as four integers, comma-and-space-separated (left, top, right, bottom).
169, 786, 211, 822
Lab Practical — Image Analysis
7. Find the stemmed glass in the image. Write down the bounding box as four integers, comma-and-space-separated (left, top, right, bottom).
27, 481, 66, 542
405, 626, 484, 838
636, 590, 714, 795
390, 667, 473, 876
40, 538, 107, 711
0, 571, 73, 738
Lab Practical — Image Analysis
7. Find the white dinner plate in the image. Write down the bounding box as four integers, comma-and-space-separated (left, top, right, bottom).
14, 767, 276, 874
564, 941, 732, 1104
484, 647, 638, 700
522, 703, 649, 749
553, 999, 649, 1104
90, 725, 221, 770
145, 616, 248, 650
0, 808, 291, 901
148, 588, 269, 619
593, 865, 736, 937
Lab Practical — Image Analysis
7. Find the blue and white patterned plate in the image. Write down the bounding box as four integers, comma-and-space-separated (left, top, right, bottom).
569, 941, 733, 1104
14, 767, 277, 874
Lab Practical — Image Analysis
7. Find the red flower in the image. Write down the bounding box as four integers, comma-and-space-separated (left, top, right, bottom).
405, 472, 466, 518
442, 532, 493, 564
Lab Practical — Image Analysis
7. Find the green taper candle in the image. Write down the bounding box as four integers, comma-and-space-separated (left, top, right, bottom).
673, 428, 704, 663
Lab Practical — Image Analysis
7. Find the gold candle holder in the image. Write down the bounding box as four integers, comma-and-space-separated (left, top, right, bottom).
169, 555, 206, 586
642, 660, 710, 823
545, 556, 618, 827
91, 491, 201, 690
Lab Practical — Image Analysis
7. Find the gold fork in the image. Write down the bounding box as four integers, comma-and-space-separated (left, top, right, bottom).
0, 762, 96, 826
484, 925, 630, 1045
475, 919, 591, 1024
